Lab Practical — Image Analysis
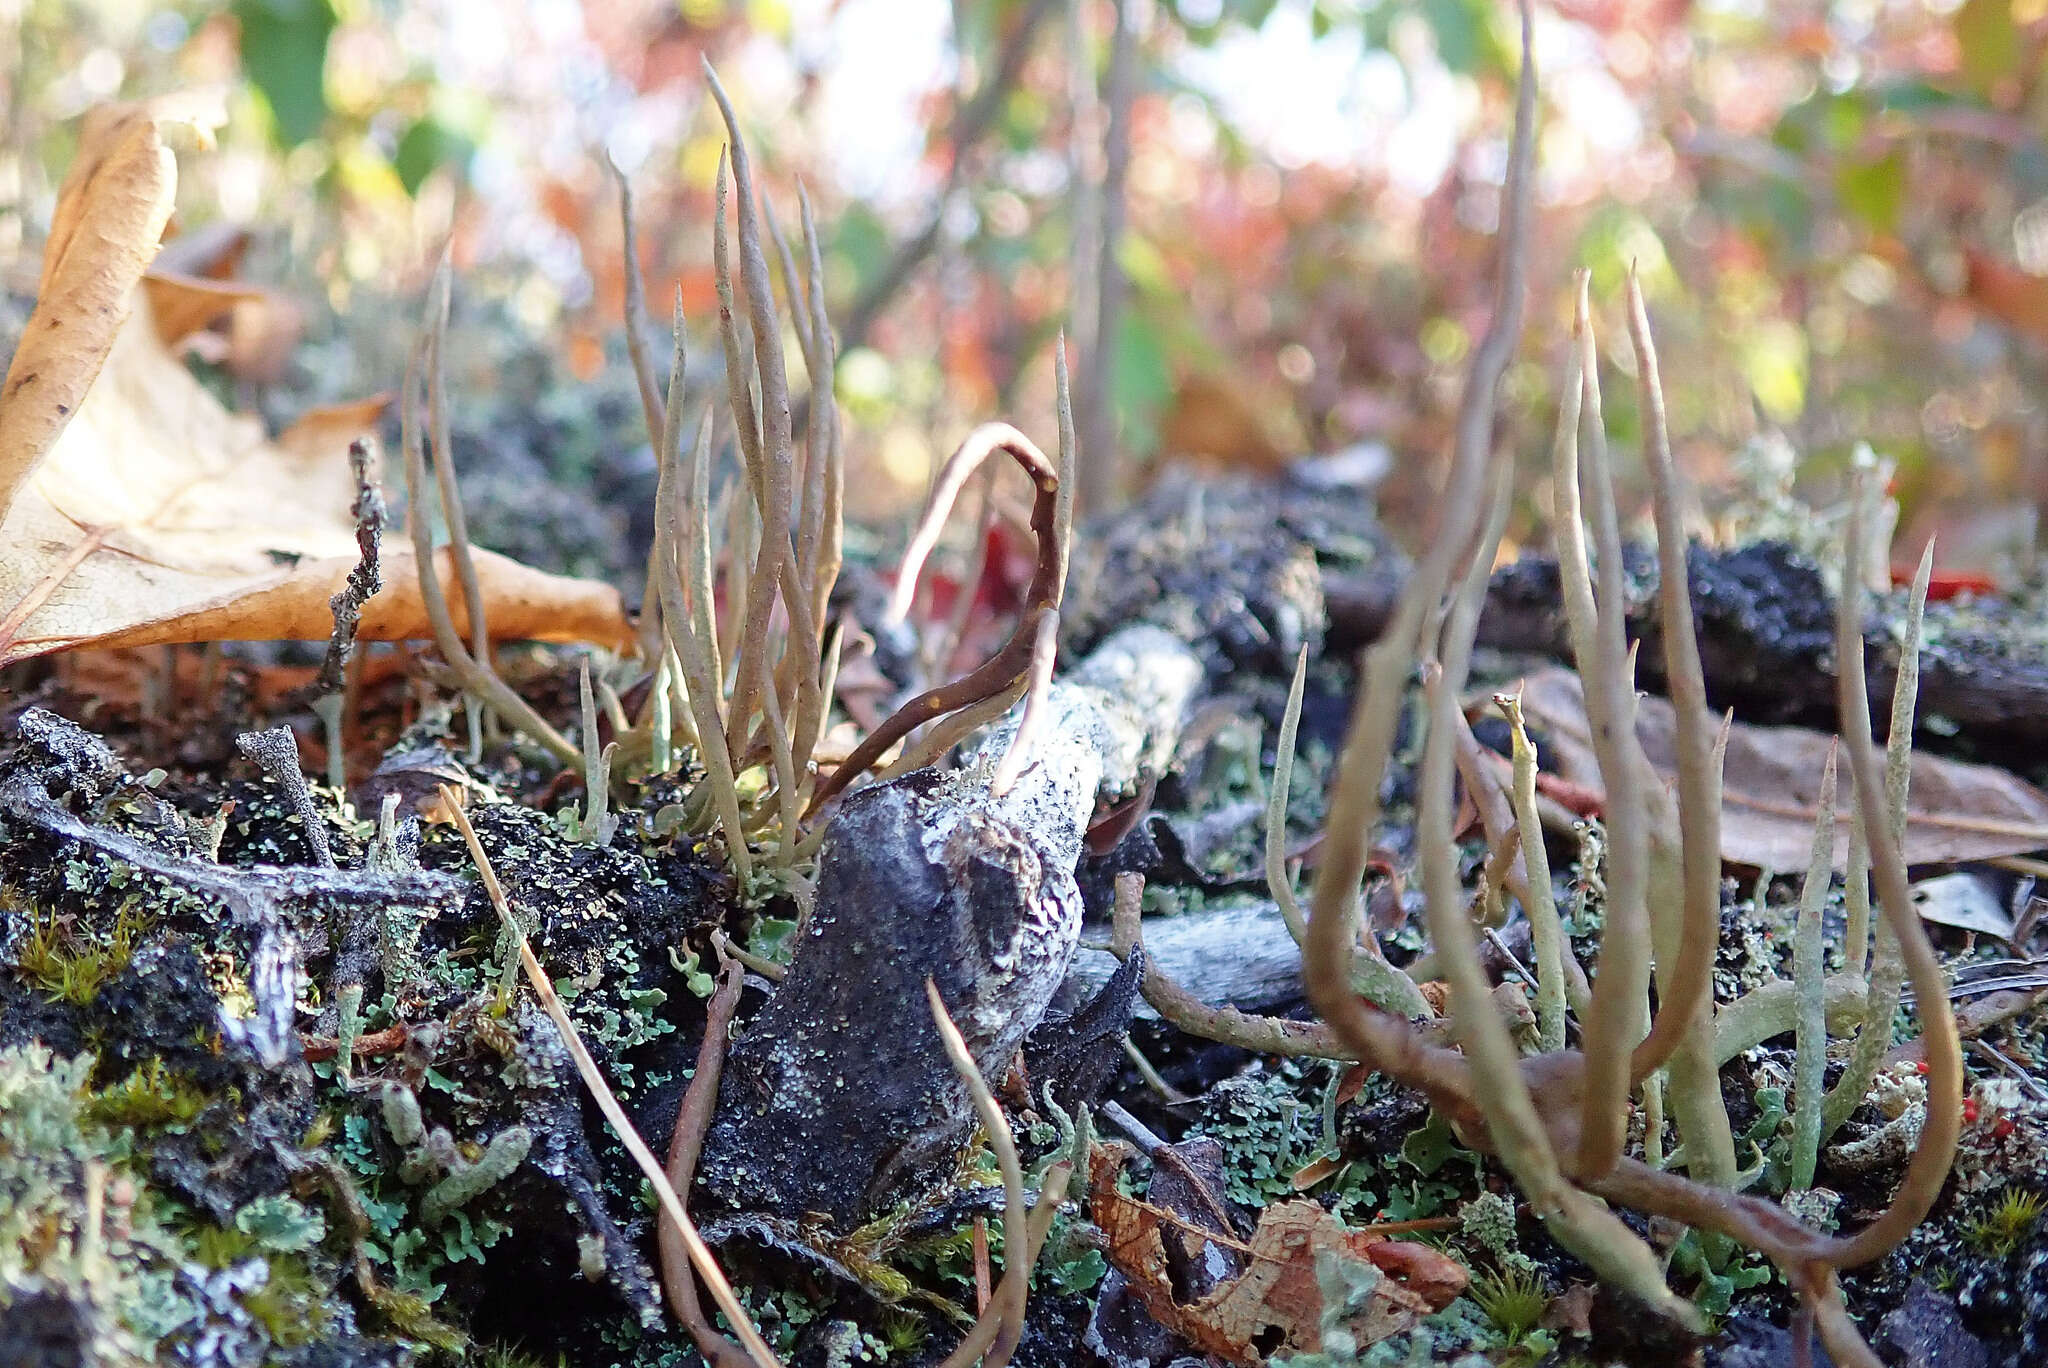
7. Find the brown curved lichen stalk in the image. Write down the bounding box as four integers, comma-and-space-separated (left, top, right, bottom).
802, 419, 1067, 818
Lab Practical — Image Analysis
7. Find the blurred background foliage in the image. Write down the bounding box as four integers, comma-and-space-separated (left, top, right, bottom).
7, 0, 2048, 571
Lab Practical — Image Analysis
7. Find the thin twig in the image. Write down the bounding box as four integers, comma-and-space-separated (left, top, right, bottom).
658, 952, 754, 1367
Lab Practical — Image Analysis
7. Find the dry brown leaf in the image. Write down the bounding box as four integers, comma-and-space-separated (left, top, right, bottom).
0, 95, 634, 663
141, 270, 265, 348
144, 222, 306, 380
1516, 668, 2048, 870
0, 297, 634, 663
1089, 1141, 1465, 1364
0, 91, 227, 508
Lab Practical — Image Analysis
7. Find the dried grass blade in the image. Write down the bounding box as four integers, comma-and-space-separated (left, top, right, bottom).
442, 792, 779, 1368
927, 980, 1030, 1368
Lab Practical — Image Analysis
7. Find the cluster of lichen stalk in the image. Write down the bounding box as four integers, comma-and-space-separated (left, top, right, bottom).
1280, 2, 1958, 1359
1106, 2, 1961, 1358
386, 19, 1966, 1364
392, 58, 1084, 1367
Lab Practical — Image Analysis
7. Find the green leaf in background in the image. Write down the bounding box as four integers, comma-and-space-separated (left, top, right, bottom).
1741, 319, 1808, 423
234, 0, 337, 148
1953, 0, 2022, 99
1836, 148, 1906, 233
831, 203, 891, 295
394, 116, 476, 197
1420, 0, 1508, 77
1873, 78, 1966, 115
1110, 307, 1173, 460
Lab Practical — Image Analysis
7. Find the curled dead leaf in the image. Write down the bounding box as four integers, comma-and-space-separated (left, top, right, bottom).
1089, 1140, 1465, 1364
0, 95, 634, 663
0, 90, 227, 510
141, 270, 265, 349
1516, 668, 2048, 869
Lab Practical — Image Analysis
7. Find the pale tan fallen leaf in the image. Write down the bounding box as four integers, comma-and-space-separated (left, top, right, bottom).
141, 270, 265, 349
0, 95, 635, 663
1516, 668, 2048, 870
144, 222, 306, 380
0, 90, 227, 508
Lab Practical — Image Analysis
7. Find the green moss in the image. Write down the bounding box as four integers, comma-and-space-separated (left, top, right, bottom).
240, 1253, 333, 1348
366, 1281, 469, 1353
190, 1223, 261, 1270
0, 1044, 200, 1360
876, 1309, 927, 1356
11, 898, 152, 1005
1965, 1187, 2046, 1258
1469, 1265, 1548, 1344
84, 1059, 211, 1129
468, 1343, 567, 1368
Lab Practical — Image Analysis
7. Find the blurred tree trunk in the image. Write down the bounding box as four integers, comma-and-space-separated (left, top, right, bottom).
1074, 0, 1136, 516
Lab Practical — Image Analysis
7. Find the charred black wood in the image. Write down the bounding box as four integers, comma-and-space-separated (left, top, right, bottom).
1318, 527, 2048, 749
698, 626, 1202, 1228
1, 708, 466, 1066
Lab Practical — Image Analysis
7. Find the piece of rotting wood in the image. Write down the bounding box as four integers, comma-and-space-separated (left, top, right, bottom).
700, 625, 1200, 1226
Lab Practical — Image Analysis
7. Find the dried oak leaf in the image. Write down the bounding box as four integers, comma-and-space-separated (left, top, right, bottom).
0, 94, 634, 664
144, 221, 307, 381
1088, 1141, 1465, 1364
0, 91, 227, 507
1516, 668, 2048, 870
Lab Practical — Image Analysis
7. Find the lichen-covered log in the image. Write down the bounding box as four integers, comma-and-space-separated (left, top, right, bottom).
699, 626, 1202, 1227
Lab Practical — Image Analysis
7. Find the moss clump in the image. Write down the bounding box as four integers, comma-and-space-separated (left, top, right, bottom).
83, 1059, 212, 1130
10, 899, 151, 1006
1966, 1187, 2047, 1259
0, 1044, 197, 1364
1469, 1264, 1548, 1344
